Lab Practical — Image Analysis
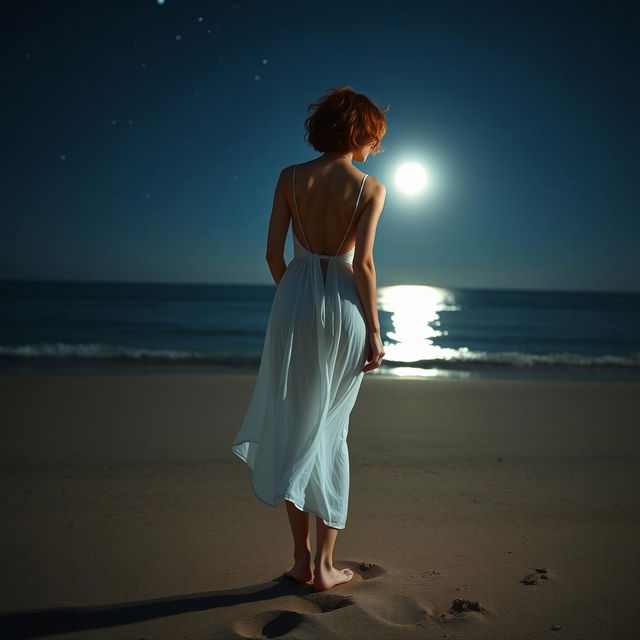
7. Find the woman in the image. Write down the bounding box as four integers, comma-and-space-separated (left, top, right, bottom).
232, 86, 388, 591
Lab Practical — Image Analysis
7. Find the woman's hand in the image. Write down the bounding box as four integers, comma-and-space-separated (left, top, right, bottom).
362, 330, 385, 373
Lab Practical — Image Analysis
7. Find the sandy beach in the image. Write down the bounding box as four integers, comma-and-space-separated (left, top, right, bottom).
1, 373, 639, 639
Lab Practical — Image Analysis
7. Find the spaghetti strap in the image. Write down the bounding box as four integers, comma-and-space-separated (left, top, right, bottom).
335, 173, 368, 256
292, 165, 311, 251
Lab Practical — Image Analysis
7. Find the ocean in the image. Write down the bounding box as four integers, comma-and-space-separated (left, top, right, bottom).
1, 279, 639, 381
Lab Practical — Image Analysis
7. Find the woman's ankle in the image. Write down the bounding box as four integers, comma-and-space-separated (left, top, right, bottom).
294, 548, 311, 562
314, 554, 334, 570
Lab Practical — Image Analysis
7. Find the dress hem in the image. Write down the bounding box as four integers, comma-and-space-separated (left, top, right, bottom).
231, 445, 346, 530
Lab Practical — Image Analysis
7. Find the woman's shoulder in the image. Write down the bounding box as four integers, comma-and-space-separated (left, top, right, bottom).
363, 173, 385, 190
282, 162, 385, 194
361, 174, 386, 205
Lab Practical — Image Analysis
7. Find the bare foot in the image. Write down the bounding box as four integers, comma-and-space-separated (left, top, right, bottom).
283, 559, 313, 584
312, 565, 355, 591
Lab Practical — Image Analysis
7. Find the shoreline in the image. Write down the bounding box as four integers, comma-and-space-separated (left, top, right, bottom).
2, 359, 640, 382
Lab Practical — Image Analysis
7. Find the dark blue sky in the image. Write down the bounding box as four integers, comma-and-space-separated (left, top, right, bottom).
2, 0, 639, 292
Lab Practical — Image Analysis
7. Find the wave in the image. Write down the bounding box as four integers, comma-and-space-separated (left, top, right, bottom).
1, 342, 639, 371
0, 342, 260, 367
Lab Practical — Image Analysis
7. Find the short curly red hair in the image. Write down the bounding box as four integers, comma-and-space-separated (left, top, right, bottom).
303, 85, 389, 154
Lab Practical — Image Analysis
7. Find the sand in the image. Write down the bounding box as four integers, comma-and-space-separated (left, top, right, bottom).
1, 373, 639, 639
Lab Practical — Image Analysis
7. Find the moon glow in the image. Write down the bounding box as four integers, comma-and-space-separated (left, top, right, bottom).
395, 162, 430, 194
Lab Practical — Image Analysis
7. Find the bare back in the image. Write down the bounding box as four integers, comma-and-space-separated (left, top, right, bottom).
288, 160, 376, 256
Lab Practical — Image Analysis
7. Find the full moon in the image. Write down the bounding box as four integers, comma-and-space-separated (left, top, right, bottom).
395, 162, 430, 194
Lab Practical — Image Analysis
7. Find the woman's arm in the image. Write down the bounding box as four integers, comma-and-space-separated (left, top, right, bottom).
353, 179, 386, 333
265, 168, 292, 285
352, 180, 387, 372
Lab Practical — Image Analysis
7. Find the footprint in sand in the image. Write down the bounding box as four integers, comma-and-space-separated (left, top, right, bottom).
232, 587, 361, 638
234, 606, 320, 639
521, 566, 551, 585
429, 597, 490, 630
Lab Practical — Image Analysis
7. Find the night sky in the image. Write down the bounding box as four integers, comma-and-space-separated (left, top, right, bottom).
2, 0, 639, 292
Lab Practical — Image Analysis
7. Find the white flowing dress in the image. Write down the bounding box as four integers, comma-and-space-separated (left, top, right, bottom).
231, 165, 369, 529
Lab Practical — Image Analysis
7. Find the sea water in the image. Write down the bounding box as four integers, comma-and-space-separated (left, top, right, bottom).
1, 279, 638, 381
